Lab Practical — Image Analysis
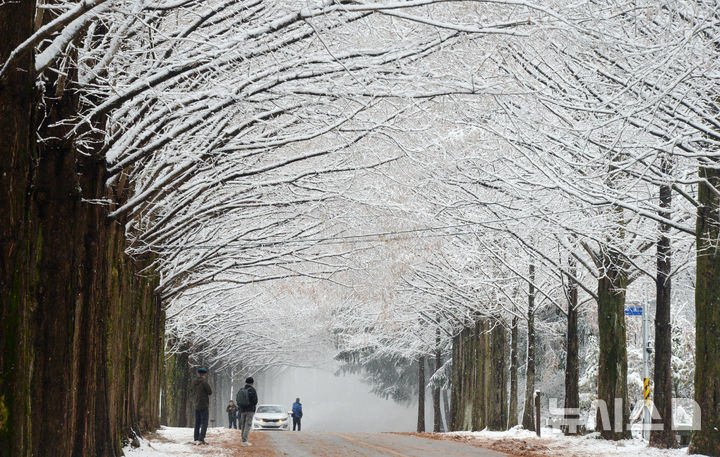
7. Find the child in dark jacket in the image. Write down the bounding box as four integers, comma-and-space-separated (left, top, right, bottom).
226, 400, 238, 429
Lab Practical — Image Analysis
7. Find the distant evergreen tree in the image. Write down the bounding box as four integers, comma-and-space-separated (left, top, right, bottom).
335, 349, 419, 405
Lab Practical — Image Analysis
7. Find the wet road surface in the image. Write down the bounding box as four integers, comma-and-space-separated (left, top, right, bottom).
264, 431, 507, 457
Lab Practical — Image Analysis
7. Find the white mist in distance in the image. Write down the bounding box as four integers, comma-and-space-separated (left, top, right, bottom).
253, 364, 426, 432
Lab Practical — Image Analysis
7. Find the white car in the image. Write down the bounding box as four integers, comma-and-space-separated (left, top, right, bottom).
251, 404, 291, 430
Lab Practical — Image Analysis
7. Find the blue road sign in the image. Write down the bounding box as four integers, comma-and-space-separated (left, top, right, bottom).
624, 306, 642, 316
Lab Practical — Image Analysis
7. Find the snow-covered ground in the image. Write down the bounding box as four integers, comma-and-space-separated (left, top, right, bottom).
123, 427, 233, 457
440, 426, 706, 457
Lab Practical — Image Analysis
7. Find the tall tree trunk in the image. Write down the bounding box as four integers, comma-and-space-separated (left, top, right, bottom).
442, 389, 450, 432
689, 166, 720, 456
163, 348, 192, 427
0, 13, 164, 455
508, 316, 519, 429
650, 159, 678, 448
472, 320, 488, 431
433, 327, 442, 432
521, 262, 536, 431
32, 57, 101, 456
450, 325, 479, 431
29, 128, 164, 455
417, 356, 426, 432
486, 320, 508, 430
450, 332, 461, 430
0, 3, 36, 456
563, 258, 580, 436
596, 249, 631, 440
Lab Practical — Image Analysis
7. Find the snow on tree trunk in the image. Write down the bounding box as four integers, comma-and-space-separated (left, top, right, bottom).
689, 166, 720, 456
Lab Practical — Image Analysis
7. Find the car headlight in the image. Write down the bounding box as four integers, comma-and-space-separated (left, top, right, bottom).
279, 418, 287, 422
256, 419, 264, 423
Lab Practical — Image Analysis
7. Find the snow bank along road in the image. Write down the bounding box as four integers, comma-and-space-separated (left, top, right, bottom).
125, 427, 506, 456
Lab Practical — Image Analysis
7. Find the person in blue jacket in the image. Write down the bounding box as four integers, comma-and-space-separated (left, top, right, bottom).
291, 398, 303, 431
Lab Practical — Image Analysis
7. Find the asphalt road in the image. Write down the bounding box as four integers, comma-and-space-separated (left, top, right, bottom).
264, 431, 507, 457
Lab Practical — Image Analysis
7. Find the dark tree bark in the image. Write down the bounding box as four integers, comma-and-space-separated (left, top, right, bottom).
521, 262, 536, 431
450, 326, 475, 431
472, 320, 488, 431
29, 131, 164, 456
450, 316, 516, 431
596, 248, 631, 440
486, 320, 508, 431
563, 258, 580, 436
689, 166, 720, 456
508, 316, 519, 429
433, 326, 442, 432
0, 3, 36, 456
31, 45, 102, 457
0, 10, 164, 456
163, 349, 193, 427
417, 356, 426, 432
450, 333, 461, 430
464, 325, 476, 431
650, 159, 678, 449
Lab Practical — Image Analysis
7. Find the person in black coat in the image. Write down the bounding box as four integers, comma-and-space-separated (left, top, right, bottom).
192, 367, 212, 445
236, 377, 258, 446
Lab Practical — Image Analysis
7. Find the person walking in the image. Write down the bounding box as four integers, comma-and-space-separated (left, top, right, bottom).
236, 377, 258, 446
226, 400, 238, 429
292, 398, 303, 431
192, 367, 212, 445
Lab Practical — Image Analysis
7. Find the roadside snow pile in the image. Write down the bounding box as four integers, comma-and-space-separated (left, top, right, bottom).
123, 427, 232, 456
444, 427, 706, 457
